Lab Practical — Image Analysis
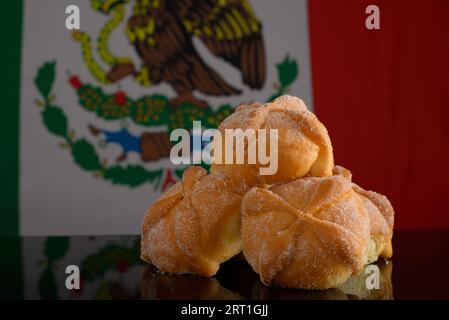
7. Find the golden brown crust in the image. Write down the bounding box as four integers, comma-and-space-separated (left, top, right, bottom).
211, 95, 334, 187
333, 165, 395, 261
352, 184, 394, 259
141, 166, 244, 277
332, 165, 352, 180
241, 175, 370, 289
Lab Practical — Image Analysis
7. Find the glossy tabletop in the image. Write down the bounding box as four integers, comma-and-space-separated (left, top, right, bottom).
1, 230, 448, 300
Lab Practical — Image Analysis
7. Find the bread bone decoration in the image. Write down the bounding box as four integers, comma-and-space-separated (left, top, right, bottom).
241, 175, 371, 290
141, 166, 244, 277
333, 166, 394, 263
211, 95, 334, 188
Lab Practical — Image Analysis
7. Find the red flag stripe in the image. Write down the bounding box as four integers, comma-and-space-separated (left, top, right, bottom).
308, 0, 449, 229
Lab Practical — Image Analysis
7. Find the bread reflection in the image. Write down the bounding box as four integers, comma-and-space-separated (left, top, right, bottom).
251, 260, 393, 300
338, 260, 393, 300
141, 260, 392, 300
140, 265, 243, 300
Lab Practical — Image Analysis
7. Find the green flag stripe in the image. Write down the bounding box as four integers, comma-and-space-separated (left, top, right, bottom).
0, 237, 23, 299
0, 1, 23, 235
0, 0, 24, 299
0, 1, 24, 299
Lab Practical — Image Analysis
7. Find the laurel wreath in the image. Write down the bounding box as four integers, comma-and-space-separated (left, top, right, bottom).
37, 236, 140, 299
80, 238, 142, 299
34, 56, 298, 189
76, 84, 234, 131
80, 238, 141, 282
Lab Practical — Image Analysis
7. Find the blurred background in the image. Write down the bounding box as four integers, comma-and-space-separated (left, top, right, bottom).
1, 0, 449, 237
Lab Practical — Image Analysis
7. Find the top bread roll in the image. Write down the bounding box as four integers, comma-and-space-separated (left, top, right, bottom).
211, 95, 334, 187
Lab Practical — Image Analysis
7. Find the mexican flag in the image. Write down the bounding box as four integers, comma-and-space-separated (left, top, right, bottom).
2, 0, 449, 237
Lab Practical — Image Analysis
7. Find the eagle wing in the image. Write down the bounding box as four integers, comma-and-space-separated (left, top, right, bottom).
127, 5, 240, 96
171, 0, 266, 89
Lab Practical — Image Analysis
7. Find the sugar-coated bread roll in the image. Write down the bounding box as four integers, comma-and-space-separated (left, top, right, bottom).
333, 166, 394, 262
211, 95, 334, 188
241, 175, 370, 289
141, 166, 244, 277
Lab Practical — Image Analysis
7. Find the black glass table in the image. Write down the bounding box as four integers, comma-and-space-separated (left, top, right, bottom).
1, 230, 448, 300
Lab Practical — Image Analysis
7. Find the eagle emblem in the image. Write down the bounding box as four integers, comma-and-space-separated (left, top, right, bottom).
73, 0, 266, 107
